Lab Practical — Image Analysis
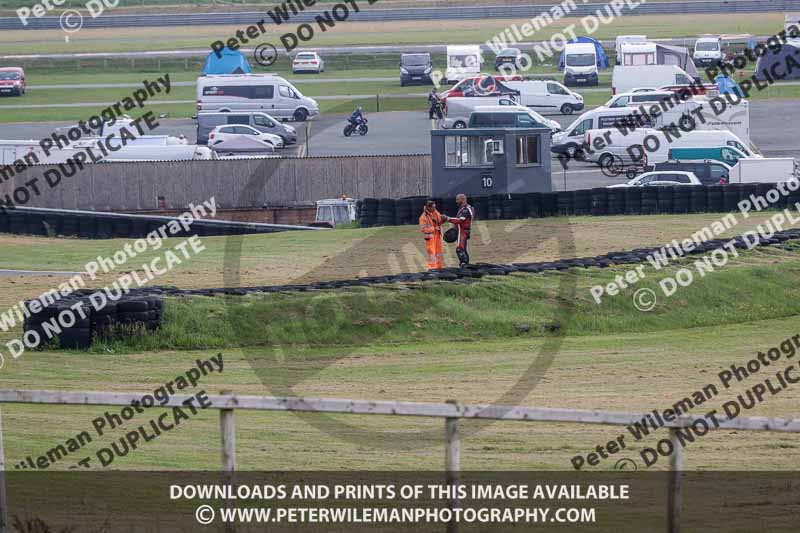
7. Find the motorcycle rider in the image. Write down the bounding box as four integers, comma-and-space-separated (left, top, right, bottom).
428, 88, 443, 119
350, 106, 365, 127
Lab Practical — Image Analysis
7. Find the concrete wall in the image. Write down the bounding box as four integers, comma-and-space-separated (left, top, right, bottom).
2, 155, 432, 211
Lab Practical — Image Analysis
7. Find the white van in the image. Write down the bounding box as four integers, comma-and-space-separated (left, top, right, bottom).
584, 128, 755, 167
445, 45, 482, 84
615, 35, 647, 64
563, 42, 598, 86
619, 42, 657, 66
502, 80, 584, 115
196, 74, 319, 122
551, 107, 655, 158
693, 37, 723, 67
611, 65, 693, 95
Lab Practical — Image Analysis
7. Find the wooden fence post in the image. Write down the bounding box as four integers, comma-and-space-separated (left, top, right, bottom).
220, 392, 236, 533
445, 417, 460, 533
0, 409, 8, 533
667, 428, 683, 533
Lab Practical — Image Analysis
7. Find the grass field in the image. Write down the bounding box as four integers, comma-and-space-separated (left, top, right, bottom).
1, 213, 800, 471
0, 13, 783, 55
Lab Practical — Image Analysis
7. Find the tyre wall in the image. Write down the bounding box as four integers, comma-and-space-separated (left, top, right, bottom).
357, 184, 796, 227
0, 206, 320, 238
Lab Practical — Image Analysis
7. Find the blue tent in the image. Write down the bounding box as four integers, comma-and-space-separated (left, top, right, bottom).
202, 47, 252, 75
716, 74, 744, 97
558, 37, 609, 71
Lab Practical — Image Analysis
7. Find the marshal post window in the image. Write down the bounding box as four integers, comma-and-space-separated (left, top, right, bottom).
515, 135, 541, 167
445, 135, 495, 168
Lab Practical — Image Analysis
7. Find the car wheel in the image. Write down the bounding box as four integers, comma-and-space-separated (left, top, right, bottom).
293, 108, 308, 122
454, 121, 467, 129
560, 104, 573, 115
566, 145, 578, 158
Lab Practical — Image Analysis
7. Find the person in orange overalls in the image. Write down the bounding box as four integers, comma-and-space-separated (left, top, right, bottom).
419, 199, 445, 270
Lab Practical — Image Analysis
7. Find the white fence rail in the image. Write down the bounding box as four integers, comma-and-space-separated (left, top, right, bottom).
0, 389, 798, 533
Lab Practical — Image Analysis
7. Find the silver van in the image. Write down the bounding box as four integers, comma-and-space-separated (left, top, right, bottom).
196, 74, 319, 122
196, 112, 297, 145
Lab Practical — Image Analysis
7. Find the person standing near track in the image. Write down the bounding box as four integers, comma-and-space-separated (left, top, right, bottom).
419, 199, 446, 270
442, 193, 475, 268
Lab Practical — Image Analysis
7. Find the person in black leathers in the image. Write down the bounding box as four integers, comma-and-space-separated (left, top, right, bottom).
442, 194, 475, 268
428, 88, 443, 119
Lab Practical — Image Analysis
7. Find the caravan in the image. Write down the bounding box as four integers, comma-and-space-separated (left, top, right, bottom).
445, 45, 482, 84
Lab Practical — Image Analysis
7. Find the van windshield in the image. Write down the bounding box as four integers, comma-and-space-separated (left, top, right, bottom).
566, 53, 595, 67
0, 72, 20, 80
402, 54, 430, 66
696, 42, 719, 51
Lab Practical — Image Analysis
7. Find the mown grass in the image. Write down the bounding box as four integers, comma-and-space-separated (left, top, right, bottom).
87, 243, 800, 353
2, 215, 800, 472
0, 13, 783, 55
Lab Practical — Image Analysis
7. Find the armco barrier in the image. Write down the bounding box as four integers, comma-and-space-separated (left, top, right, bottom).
0, 206, 322, 238
360, 184, 800, 227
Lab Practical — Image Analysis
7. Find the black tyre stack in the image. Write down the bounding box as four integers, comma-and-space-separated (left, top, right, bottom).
557, 191, 575, 215
488, 194, 504, 220
472, 196, 490, 220
657, 187, 674, 214
606, 188, 625, 215
573, 189, 592, 215
506, 195, 526, 219
723, 184, 741, 211
524, 192, 542, 218
590, 188, 608, 216
706, 185, 724, 212
395, 198, 415, 225
689, 186, 707, 213
641, 187, 658, 214
378, 198, 399, 226
673, 186, 691, 214
540, 193, 558, 217
624, 187, 642, 214
22, 294, 165, 351
359, 198, 378, 227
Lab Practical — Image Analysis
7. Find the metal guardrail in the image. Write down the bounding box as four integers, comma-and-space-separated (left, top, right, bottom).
1, 0, 799, 30
0, 389, 798, 533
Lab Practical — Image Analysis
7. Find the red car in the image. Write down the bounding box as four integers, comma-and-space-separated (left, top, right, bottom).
0, 67, 25, 96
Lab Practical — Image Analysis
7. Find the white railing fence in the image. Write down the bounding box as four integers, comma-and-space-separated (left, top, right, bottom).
0, 389, 798, 533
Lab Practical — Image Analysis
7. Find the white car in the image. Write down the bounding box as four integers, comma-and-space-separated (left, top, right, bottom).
292, 52, 325, 74
208, 124, 283, 153
607, 171, 701, 188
